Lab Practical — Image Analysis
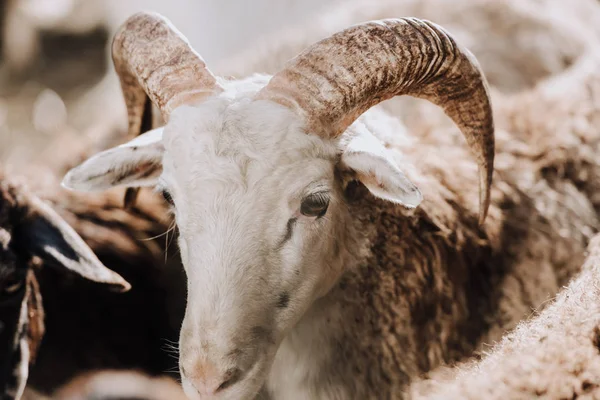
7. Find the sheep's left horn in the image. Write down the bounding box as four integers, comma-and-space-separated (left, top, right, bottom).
112, 11, 223, 208
257, 18, 494, 224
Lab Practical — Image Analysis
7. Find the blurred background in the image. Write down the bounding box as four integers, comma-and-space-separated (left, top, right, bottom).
0, 0, 344, 169
1, 0, 599, 172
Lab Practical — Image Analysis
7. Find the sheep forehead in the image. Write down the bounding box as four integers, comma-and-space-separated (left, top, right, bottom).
163, 90, 333, 159
160, 90, 338, 210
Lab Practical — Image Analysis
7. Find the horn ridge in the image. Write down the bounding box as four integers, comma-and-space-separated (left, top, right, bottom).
257, 17, 494, 223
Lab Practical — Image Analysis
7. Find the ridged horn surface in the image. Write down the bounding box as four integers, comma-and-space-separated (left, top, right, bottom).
257, 18, 495, 224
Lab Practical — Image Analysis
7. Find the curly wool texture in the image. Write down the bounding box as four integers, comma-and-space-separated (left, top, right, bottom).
270, 48, 600, 396
305, 120, 597, 398
497, 50, 600, 216
409, 233, 600, 399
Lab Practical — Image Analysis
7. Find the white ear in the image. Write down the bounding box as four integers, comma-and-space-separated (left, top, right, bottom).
61, 127, 165, 192
341, 128, 422, 208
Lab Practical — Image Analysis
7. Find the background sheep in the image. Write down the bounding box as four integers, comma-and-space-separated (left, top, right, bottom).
60, 8, 600, 399
0, 0, 340, 73
24, 180, 185, 395
0, 171, 130, 400
0, 0, 343, 163
0, 126, 186, 398
408, 232, 600, 399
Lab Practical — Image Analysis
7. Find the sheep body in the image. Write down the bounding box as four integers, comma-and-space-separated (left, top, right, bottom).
253, 27, 600, 400
0, 127, 185, 397
409, 233, 600, 399
25, 181, 185, 394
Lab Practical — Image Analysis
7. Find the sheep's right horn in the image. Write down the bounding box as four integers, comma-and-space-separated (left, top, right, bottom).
113, 11, 223, 137
112, 11, 222, 208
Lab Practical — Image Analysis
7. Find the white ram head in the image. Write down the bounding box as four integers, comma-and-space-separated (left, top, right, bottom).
62, 12, 494, 400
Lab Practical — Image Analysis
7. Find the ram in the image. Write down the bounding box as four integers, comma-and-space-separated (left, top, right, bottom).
63, 11, 600, 400
0, 162, 185, 399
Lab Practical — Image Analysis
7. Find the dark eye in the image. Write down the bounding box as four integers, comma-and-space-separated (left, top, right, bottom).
300, 192, 330, 218
161, 189, 174, 206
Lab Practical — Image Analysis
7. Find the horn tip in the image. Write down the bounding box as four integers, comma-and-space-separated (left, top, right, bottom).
478, 182, 492, 227
478, 206, 488, 227
115, 280, 132, 293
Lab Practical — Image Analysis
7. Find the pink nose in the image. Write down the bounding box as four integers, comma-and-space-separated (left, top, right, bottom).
183, 361, 241, 396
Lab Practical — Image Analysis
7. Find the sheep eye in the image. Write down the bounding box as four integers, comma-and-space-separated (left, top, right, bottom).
161, 189, 174, 206
300, 192, 330, 217
3, 277, 23, 295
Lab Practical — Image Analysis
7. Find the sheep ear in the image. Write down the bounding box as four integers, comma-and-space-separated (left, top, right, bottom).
15, 195, 131, 292
341, 129, 422, 208
61, 127, 164, 192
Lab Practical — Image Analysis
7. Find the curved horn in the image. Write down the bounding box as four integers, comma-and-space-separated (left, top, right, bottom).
112, 11, 223, 208
257, 18, 494, 224
113, 11, 223, 133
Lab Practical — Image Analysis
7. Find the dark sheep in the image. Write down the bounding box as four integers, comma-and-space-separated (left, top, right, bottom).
0, 135, 185, 398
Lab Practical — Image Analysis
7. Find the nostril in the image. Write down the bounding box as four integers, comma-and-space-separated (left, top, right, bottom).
215, 368, 242, 393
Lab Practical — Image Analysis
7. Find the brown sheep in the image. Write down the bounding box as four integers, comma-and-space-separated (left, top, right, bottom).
0, 126, 185, 398
24, 179, 186, 395
0, 172, 129, 400
62, 9, 600, 400
409, 233, 600, 399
